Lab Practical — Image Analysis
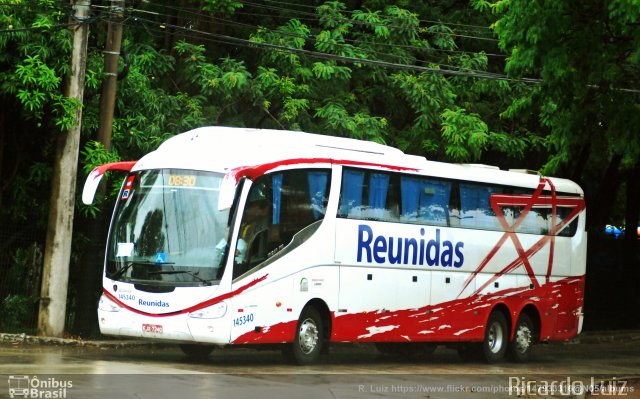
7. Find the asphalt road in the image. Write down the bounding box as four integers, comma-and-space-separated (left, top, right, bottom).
1, 332, 639, 399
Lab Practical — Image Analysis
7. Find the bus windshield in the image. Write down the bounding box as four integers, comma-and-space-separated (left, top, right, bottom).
106, 169, 230, 286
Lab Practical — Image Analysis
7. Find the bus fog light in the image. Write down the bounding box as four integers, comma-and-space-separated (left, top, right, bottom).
189, 302, 227, 319
98, 295, 122, 312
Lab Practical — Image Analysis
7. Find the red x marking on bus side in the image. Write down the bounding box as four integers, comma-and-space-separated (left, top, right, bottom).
458, 178, 585, 298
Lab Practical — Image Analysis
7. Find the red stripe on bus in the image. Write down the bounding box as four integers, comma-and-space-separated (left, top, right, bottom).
229, 158, 420, 182
103, 274, 268, 317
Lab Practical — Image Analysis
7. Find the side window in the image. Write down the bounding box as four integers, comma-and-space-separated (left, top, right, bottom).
555, 205, 579, 237
338, 168, 399, 222
338, 168, 453, 226
510, 188, 550, 235
456, 185, 577, 236
459, 183, 504, 230
400, 176, 451, 226
336, 169, 579, 237
233, 169, 331, 278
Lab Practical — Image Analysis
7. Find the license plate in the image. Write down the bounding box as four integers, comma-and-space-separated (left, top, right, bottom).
142, 324, 163, 333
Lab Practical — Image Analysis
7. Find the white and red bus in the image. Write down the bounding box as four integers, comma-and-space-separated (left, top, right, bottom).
83, 126, 586, 364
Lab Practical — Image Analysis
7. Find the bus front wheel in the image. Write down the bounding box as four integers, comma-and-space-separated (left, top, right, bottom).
482, 311, 508, 363
283, 306, 324, 365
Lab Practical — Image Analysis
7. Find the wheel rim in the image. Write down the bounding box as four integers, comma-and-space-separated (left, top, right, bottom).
514, 325, 532, 354
487, 321, 504, 354
298, 317, 319, 354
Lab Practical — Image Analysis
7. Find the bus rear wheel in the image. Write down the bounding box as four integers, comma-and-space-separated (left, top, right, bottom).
283, 306, 324, 365
482, 311, 508, 363
508, 313, 535, 362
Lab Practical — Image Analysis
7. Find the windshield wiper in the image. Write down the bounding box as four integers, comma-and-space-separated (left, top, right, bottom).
147, 270, 212, 286
110, 260, 175, 281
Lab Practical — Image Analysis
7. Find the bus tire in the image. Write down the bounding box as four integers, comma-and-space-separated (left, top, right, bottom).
508, 313, 534, 362
284, 306, 323, 365
179, 344, 215, 360
482, 311, 508, 363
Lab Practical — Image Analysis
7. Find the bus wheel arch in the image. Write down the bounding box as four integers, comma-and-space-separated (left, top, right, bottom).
305, 298, 332, 354
283, 299, 331, 364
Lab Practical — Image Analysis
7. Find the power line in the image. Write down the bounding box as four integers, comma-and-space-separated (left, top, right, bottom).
0, 1, 97, 34
251, 0, 495, 32
136, 1, 499, 44
0, 22, 79, 34
126, 7, 497, 71
235, 0, 497, 39
123, 5, 507, 66
129, 15, 538, 84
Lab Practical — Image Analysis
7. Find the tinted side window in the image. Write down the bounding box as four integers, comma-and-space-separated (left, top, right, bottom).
338, 168, 579, 237
456, 184, 578, 236
338, 169, 399, 222
458, 183, 504, 230
400, 176, 451, 226
339, 168, 452, 226
555, 206, 579, 237
509, 188, 550, 235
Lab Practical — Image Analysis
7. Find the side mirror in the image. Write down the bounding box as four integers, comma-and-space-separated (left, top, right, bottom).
82, 161, 137, 205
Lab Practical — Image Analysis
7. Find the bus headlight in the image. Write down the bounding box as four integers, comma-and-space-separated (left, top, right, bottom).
98, 295, 122, 312
189, 302, 227, 319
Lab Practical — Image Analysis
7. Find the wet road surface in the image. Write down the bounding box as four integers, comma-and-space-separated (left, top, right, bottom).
1, 336, 639, 398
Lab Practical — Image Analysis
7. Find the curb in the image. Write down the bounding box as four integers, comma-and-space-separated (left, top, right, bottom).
0, 333, 167, 349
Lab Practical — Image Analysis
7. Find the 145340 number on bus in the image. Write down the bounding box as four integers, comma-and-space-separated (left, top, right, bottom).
233, 314, 254, 327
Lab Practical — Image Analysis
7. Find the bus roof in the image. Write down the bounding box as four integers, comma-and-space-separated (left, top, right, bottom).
132, 126, 583, 196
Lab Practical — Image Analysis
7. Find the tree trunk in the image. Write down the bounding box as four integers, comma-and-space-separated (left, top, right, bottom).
38, 0, 91, 337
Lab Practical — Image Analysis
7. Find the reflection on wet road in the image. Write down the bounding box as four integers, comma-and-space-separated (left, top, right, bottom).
1, 338, 639, 398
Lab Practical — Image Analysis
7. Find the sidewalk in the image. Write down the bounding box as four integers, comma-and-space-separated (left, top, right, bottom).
0, 332, 165, 348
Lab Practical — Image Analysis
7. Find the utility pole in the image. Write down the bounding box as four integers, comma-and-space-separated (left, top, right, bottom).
97, 0, 124, 149
73, 0, 124, 336
38, 0, 91, 337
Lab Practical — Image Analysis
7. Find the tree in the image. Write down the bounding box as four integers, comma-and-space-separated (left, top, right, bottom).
13, 0, 628, 336
481, 0, 640, 236
0, 1, 78, 223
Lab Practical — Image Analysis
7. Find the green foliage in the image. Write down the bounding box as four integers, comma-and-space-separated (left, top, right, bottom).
12, 54, 80, 128
490, 0, 640, 174
1, 294, 39, 333
80, 141, 120, 175
202, 0, 243, 14
441, 108, 488, 161
315, 102, 387, 143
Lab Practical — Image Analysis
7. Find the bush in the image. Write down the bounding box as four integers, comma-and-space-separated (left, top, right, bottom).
1, 294, 39, 334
